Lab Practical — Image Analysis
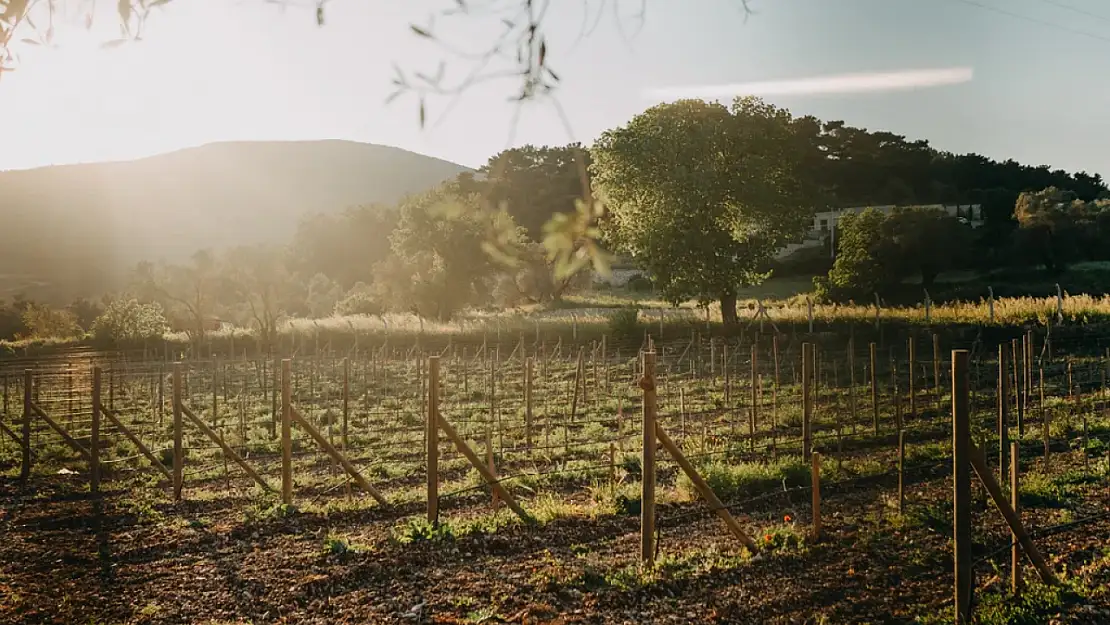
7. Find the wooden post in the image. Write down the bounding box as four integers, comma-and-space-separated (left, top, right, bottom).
968, 442, 1057, 585
342, 357, 350, 448
998, 345, 1009, 488
802, 343, 813, 459
281, 359, 293, 505
848, 338, 857, 433
20, 370, 31, 482
641, 351, 657, 567
723, 343, 730, 405
952, 349, 972, 625
91, 368, 101, 495
811, 452, 821, 541
908, 336, 916, 420
486, 424, 499, 511
1041, 368, 1050, 468
172, 363, 183, 501
750, 344, 758, 451
427, 356, 439, 523
1013, 339, 1023, 438
524, 357, 534, 451
869, 342, 879, 435
1011, 440, 1022, 596
933, 333, 941, 414
898, 430, 905, 514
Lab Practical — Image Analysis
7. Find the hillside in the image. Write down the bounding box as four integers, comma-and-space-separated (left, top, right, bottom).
0, 140, 471, 302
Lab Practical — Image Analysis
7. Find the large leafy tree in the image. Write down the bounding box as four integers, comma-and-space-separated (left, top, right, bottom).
818, 206, 974, 301
460, 144, 591, 242
374, 183, 522, 320
289, 205, 397, 290
593, 97, 811, 324
1013, 187, 1110, 273
817, 209, 898, 302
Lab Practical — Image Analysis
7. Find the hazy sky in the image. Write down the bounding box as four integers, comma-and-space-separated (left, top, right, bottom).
2, 0, 1109, 177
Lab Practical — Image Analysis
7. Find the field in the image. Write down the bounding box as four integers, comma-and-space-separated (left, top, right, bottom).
3, 323, 1110, 624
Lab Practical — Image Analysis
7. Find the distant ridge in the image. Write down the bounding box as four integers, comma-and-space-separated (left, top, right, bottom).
0, 140, 472, 301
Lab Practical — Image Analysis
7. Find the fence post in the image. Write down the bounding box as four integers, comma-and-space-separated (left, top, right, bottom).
641, 350, 657, 567
281, 359, 293, 505
898, 430, 905, 515
953, 349, 972, 625
343, 357, 350, 449
524, 357, 534, 451
91, 367, 101, 495
427, 356, 439, 524
998, 345, 1009, 489
811, 452, 821, 541
172, 363, 183, 501
908, 336, 916, 420
20, 370, 31, 482
933, 333, 941, 414
869, 342, 879, 435
1012, 339, 1023, 438
802, 343, 813, 459
1041, 368, 1050, 468
1011, 440, 1022, 596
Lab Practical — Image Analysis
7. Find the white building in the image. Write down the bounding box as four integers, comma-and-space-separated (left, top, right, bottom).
775, 203, 983, 260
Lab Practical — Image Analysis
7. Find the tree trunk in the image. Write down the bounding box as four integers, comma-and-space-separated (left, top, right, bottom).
720, 291, 738, 326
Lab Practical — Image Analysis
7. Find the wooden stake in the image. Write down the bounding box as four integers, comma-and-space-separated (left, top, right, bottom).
1011, 440, 1022, 596
342, 357, 350, 448
91, 367, 101, 495
750, 344, 758, 451
998, 345, 1009, 488
641, 350, 657, 567
870, 342, 879, 435
655, 421, 757, 550
952, 349, 972, 625
811, 452, 822, 541
525, 357, 534, 451
281, 359, 293, 505
968, 442, 1058, 586
173, 364, 184, 501
802, 343, 813, 459
427, 356, 439, 523
20, 370, 31, 483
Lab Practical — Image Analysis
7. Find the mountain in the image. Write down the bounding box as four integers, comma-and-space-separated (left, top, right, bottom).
0, 140, 472, 303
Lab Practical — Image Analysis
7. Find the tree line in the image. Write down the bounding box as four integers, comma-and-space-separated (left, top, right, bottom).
3, 95, 1107, 343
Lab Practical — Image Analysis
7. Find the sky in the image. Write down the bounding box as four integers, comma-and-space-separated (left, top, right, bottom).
2, 0, 1109, 177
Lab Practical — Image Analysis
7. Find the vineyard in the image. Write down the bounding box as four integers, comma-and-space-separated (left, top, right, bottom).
3, 327, 1110, 624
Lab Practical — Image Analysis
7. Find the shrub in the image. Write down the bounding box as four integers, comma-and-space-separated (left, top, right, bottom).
607, 307, 641, 341
334, 286, 383, 316
92, 299, 168, 342
21, 303, 83, 340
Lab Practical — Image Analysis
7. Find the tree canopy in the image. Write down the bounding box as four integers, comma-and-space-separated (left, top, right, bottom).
593, 97, 811, 324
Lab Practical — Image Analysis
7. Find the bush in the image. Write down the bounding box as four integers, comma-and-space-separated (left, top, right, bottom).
333, 286, 383, 316
626, 275, 653, 293
607, 307, 641, 340
92, 299, 168, 342
21, 303, 83, 340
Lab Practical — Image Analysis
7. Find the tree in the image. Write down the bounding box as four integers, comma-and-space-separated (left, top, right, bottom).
92, 298, 168, 342
289, 205, 397, 290
593, 97, 811, 324
374, 184, 518, 320
222, 245, 299, 350
1013, 187, 1110, 272
883, 207, 973, 287
134, 250, 222, 344
467, 145, 591, 242
20, 302, 82, 339
817, 207, 974, 302
1013, 187, 1082, 273
817, 209, 899, 302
